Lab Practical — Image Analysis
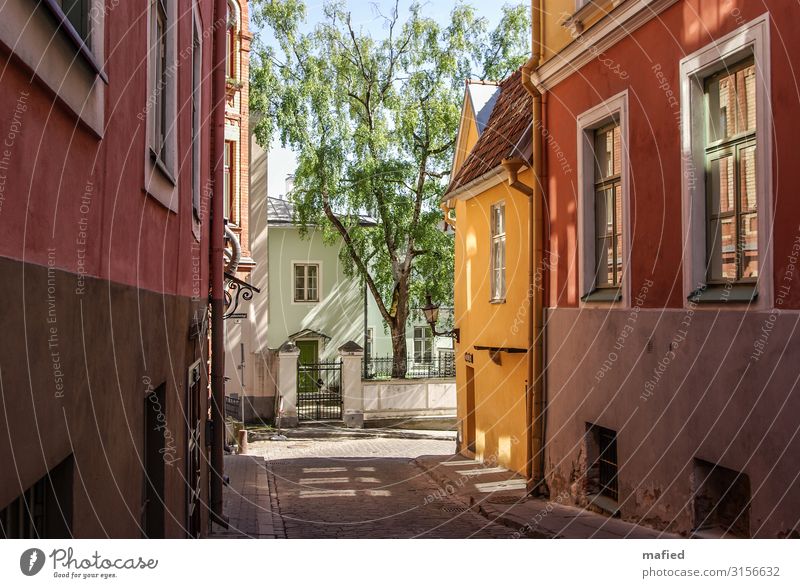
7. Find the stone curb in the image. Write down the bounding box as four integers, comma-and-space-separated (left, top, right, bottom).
412, 457, 555, 539
249, 427, 456, 442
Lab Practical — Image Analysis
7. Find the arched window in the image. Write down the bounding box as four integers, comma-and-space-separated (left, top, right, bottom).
226, 0, 239, 80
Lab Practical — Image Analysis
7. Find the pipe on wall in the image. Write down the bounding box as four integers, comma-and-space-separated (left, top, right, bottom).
520, 0, 546, 496
209, 0, 228, 529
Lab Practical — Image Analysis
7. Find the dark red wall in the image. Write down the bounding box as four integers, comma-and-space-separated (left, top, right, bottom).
546, 0, 800, 309
0, 1, 214, 299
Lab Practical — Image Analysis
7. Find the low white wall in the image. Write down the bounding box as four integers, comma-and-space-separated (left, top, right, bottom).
361, 378, 456, 420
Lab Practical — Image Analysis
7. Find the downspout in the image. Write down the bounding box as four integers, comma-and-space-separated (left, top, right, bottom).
209, 0, 228, 528
520, 0, 546, 496
440, 201, 457, 230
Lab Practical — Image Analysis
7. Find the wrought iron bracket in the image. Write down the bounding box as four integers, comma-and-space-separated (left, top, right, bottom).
223, 272, 261, 320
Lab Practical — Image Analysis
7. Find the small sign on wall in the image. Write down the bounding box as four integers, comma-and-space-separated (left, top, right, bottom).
464, 352, 474, 364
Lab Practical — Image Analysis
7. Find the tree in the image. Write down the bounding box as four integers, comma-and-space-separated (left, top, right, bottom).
251, 0, 529, 377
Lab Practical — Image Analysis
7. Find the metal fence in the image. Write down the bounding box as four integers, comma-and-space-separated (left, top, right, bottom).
224, 394, 242, 421
297, 360, 343, 421
363, 353, 455, 380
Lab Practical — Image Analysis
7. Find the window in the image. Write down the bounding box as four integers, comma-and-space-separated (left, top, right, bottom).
413, 326, 433, 363
577, 91, 629, 305
56, 0, 90, 42
490, 202, 506, 301
586, 424, 618, 503
365, 327, 374, 360
152, 0, 168, 162
191, 24, 202, 223
0, 456, 73, 538
593, 123, 623, 289
704, 59, 757, 284
223, 141, 235, 221
680, 14, 771, 306
226, 2, 237, 79
294, 264, 319, 302
144, 0, 177, 210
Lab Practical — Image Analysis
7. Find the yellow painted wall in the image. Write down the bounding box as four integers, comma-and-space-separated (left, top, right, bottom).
452, 105, 479, 177
454, 170, 532, 476
540, 0, 619, 63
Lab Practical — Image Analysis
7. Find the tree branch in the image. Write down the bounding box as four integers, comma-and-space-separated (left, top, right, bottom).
321, 191, 395, 327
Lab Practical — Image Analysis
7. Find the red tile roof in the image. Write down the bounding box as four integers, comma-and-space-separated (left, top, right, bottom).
446, 68, 532, 196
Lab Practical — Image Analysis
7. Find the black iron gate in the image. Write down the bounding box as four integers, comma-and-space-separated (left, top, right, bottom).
297, 360, 343, 421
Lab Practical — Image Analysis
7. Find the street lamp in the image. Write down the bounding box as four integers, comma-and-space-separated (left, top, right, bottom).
422, 294, 459, 343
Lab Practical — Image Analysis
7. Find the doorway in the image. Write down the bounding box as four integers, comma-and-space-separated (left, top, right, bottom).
465, 366, 476, 453
144, 383, 166, 538
296, 339, 319, 365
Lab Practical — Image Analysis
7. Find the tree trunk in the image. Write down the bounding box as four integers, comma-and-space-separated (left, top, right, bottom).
390, 276, 410, 378
390, 322, 408, 379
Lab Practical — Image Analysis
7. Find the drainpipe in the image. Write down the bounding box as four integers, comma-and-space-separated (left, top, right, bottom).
209, 0, 228, 529
520, 0, 546, 496
440, 201, 457, 230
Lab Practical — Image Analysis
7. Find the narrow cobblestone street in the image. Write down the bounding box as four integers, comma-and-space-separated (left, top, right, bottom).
248, 437, 514, 538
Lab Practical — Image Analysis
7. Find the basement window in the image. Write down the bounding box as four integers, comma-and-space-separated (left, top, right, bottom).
0, 455, 73, 538
586, 424, 619, 505
692, 458, 750, 538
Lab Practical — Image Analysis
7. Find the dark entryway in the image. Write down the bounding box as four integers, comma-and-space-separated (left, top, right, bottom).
144, 383, 166, 538
465, 366, 476, 452
186, 363, 203, 538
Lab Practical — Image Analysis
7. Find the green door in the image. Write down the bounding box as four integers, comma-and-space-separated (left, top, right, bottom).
296, 340, 318, 365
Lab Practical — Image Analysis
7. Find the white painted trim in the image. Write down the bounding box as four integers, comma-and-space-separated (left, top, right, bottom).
290, 260, 323, 305
679, 13, 773, 310
576, 90, 631, 308
0, 0, 106, 137
489, 200, 507, 303
450, 86, 473, 180
535, 0, 679, 91
444, 166, 512, 202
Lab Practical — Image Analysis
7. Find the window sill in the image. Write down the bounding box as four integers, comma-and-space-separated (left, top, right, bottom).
489, 298, 506, 305
581, 287, 622, 303
687, 284, 758, 304
41, 0, 108, 84
150, 148, 177, 186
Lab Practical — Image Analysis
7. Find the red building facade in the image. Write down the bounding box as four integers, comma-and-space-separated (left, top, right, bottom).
541, 0, 800, 537
0, 0, 226, 537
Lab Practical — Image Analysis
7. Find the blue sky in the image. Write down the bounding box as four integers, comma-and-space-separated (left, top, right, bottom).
256, 0, 521, 198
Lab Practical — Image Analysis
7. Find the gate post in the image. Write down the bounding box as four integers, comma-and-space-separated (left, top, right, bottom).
276, 341, 300, 428
339, 341, 364, 428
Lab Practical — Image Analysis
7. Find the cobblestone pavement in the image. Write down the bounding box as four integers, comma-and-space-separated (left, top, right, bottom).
248, 437, 515, 538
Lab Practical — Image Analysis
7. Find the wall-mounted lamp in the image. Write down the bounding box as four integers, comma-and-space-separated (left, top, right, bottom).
422, 294, 459, 343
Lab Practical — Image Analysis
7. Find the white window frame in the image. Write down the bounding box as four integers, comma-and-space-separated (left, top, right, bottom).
365, 327, 374, 360
413, 326, 433, 364
680, 13, 773, 310
143, 0, 179, 212
490, 201, 506, 302
0, 0, 106, 136
293, 262, 321, 303
577, 90, 630, 307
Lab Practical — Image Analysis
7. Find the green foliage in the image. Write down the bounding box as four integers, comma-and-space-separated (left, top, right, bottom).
250, 0, 529, 336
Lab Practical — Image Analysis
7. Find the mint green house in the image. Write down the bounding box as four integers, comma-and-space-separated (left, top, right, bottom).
265, 196, 367, 363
